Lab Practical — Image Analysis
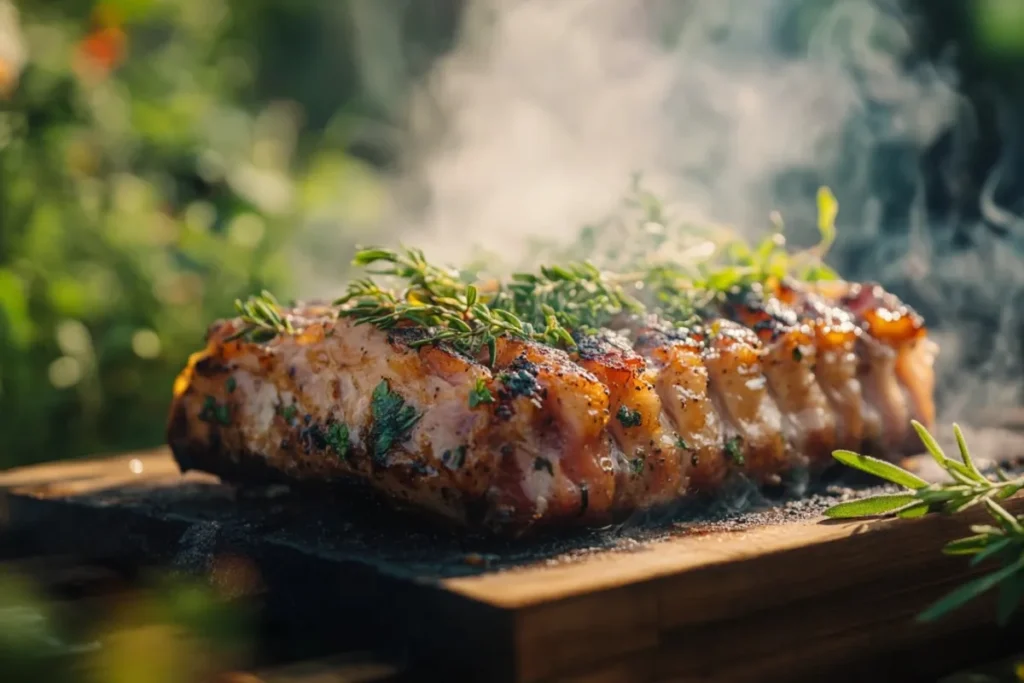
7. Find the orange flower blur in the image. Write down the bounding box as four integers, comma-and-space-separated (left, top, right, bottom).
0, 58, 14, 98
73, 4, 126, 82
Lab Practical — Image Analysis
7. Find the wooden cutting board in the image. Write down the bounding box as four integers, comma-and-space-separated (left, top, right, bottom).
1, 447, 1023, 683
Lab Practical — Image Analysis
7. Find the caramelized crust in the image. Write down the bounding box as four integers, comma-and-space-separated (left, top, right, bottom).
167, 280, 937, 534
632, 326, 729, 491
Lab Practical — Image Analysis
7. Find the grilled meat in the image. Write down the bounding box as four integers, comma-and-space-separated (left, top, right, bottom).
167, 279, 937, 535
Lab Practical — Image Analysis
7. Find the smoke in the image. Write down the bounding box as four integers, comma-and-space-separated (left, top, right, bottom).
323, 0, 1024, 421
387, 0, 958, 267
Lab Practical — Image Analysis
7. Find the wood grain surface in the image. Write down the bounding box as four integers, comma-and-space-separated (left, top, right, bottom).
1, 448, 1022, 683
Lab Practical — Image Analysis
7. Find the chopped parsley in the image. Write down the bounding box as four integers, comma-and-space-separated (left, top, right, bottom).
225, 376, 237, 393
616, 405, 643, 428
676, 436, 691, 451
725, 435, 745, 467
370, 379, 422, 464
792, 346, 804, 363
325, 423, 350, 459
280, 403, 298, 423
469, 378, 494, 408
199, 395, 231, 426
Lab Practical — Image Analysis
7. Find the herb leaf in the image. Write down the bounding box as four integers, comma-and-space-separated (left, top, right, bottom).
616, 405, 643, 428
942, 534, 994, 556
917, 557, 1024, 623
816, 186, 838, 255
469, 378, 494, 408
823, 494, 920, 519
325, 423, 350, 459
953, 423, 983, 480
370, 379, 421, 465
724, 436, 745, 467
830, 450, 928, 490
985, 499, 1024, 534
225, 291, 295, 342
969, 538, 1015, 568
896, 502, 930, 519
997, 575, 1024, 626
199, 396, 231, 426
827, 423, 1024, 626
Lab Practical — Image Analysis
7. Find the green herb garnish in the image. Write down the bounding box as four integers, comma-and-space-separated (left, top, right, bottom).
334, 247, 640, 365
225, 377, 237, 393
725, 436, 745, 466
369, 379, 421, 465
234, 182, 841, 364
616, 405, 643, 428
225, 290, 295, 343
495, 262, 644, 341
280, 404, 297, 423
325, 423, 350, 459
824, 421, 1024, 625
199, 395, 231, 426
469, 378, 494, 408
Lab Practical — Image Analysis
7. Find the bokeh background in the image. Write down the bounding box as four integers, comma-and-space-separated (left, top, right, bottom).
1, 0, 1023, 469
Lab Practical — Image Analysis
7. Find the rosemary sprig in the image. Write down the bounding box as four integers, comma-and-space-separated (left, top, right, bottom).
225, 290, 295, 342
493, 262, 644, 337
230, 183, 842, 363
332, 184, 842, 364
333, 247, 641, 364
824, 421, 1024, 625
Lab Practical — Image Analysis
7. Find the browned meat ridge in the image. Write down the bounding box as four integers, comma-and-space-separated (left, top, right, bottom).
167, 279, 937, 534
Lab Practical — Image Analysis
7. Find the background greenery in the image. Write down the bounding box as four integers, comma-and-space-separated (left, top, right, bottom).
0, 0, 460, 466
0, 0, 1022, 468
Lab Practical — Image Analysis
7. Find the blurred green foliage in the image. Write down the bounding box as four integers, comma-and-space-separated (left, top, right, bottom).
0, 0, 300, 465
973, 0, 1024, 58
0, 0, 448, 467
0, 567, 253, 683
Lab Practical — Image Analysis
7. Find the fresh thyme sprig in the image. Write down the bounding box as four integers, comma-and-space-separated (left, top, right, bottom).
230, 182, 843, 359
494, 262, 645, 337
549, 179, 839, 290
824, 421, 1024, 625
333, 247, 643, 364
224, 290, 295, 342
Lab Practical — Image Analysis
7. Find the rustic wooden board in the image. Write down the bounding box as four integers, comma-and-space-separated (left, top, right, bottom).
2, 447, 1024, 683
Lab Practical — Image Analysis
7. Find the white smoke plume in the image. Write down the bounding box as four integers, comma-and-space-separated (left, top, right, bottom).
388, 0, 958, 268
